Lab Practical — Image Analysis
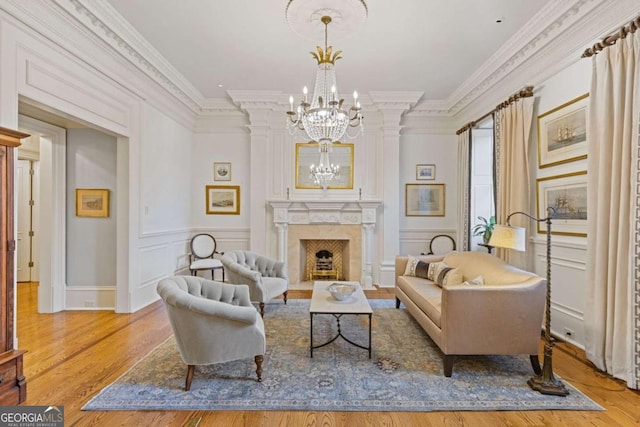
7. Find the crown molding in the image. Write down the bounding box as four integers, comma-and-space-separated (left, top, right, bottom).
369, 91, 423, 107
50, 0, 205, 112
8, 0, 637, 124
412, 0, 606, 117
451, 0, 640, 125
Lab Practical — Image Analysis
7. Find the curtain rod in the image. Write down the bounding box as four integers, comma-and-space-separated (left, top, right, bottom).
455, 86, 534, 135
582, 15, 640, 57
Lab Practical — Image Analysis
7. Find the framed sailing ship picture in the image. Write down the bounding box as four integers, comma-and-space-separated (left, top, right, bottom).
536, 171, 587, 236
537, 93, 589, 168
405, 183, 445, 216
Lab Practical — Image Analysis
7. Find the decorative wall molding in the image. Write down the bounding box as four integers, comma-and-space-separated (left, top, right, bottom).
53, 0, 204, 111
445, 0, 601, 113
453, 0, 640, 124
10, 0, 634, 126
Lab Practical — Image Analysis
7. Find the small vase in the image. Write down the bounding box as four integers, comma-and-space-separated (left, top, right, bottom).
483, 231, 492, 244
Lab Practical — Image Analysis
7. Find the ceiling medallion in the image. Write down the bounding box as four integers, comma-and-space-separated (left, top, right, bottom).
286, 0, 368, 41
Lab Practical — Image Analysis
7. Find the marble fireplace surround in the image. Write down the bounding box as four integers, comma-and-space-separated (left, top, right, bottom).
268, 200, 381, 287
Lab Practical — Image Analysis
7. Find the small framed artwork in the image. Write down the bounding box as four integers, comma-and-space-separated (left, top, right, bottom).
214, 162, 232, 181
76, 188, 109, 218
536, 171, 587, 236
416, 164, 436, 180
405, 183, 445, 216
537, 93, 589, 168
206, 185, 240, 215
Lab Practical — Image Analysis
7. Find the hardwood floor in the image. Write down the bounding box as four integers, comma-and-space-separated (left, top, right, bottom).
16, 282, 640, 426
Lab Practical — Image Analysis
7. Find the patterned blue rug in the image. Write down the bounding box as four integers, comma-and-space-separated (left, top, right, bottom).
83, 300, 602, 412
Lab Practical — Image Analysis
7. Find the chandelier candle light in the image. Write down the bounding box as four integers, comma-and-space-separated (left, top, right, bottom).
286, 15, 364, 145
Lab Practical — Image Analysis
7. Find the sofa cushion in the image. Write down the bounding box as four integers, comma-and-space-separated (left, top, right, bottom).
396, 276, 443, 328
443, 251, 537, 285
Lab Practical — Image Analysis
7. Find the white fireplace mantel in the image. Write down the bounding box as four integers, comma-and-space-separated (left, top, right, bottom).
268, 200, 382, 286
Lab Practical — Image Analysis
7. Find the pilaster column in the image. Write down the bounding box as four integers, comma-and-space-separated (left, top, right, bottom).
361, 223, 375, 288
275, 223, 288, 263
246, 113, 270, 254
228, 91, 282, 255
370, 92, 423, 287
359, 202, 378, 288
271, 201, 291, 264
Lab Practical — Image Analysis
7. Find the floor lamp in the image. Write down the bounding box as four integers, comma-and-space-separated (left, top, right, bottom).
489, 206, 569, 396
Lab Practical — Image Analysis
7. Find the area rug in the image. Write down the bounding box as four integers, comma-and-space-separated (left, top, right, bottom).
83, 300, 602, 412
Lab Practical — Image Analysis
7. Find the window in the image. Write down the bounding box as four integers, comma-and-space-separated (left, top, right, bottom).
469, 116, 495, 251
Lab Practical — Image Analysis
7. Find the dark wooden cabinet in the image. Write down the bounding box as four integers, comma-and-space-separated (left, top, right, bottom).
0, 127, 28, 404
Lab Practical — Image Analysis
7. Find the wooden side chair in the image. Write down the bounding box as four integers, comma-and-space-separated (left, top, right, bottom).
189, 233, 224, 281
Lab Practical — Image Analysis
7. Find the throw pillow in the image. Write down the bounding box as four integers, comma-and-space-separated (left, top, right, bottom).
427, 261, 463, 287
463, 275, 484, 286
403, 255, 431, 278
440, 268, 463, 286
414, 261, 430, 279
403, 255, 419, 276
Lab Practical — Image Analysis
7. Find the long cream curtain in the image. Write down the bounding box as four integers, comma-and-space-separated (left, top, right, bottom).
584, 30, 640, 390
457, 129, 471, 251
495, 97, 534, 269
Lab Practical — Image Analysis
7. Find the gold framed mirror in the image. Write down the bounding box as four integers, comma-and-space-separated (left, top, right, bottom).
295, 142, 354, 189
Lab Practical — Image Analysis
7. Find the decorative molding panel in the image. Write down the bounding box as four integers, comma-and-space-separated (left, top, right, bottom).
138, 244, 170, 285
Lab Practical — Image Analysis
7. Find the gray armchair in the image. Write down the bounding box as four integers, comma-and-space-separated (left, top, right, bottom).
221, 250, 289, 317
157, 276, 265, 391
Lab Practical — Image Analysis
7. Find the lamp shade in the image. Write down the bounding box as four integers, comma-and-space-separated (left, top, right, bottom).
489, 224, 526, 252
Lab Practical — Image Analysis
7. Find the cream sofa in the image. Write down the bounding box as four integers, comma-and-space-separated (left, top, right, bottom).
395, 251, 545, 377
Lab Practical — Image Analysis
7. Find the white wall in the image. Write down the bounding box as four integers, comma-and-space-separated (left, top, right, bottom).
66, 128, 117, 287
530, 58, 591, 348
140, 104, 193, 235
399, 133, 458, 255
190, 130, 251, 253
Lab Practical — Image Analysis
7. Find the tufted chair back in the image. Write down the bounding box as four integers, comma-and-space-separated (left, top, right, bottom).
221, 250, 289, 317
222, 251, 285, 278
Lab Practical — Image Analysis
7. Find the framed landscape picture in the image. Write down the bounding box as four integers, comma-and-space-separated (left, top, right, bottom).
405, 183, 445, 216
416, 164, 436, 180
76, 188, 109, 217
537, 93, 589, 168
206, 185, 240, 215
536, 171, 587, 236
213, 162, 232, 181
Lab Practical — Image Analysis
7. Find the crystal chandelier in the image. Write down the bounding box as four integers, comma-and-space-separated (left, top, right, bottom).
286, 15, 364, 145
309, 143, 340, 189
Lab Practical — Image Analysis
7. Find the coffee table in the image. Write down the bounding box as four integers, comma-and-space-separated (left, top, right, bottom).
309, 281, 373, 358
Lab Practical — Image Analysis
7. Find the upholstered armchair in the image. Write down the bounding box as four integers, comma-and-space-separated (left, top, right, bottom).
157, 276, 265, 391
221, 250, 289, 317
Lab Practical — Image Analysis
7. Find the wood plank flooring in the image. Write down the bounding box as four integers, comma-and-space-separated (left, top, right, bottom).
16, 282, 640, 426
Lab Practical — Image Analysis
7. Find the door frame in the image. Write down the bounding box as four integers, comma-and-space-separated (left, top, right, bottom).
18, 115, 66, 313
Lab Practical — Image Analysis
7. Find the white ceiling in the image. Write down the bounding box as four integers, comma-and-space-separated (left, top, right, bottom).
105, 0, 550, 102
